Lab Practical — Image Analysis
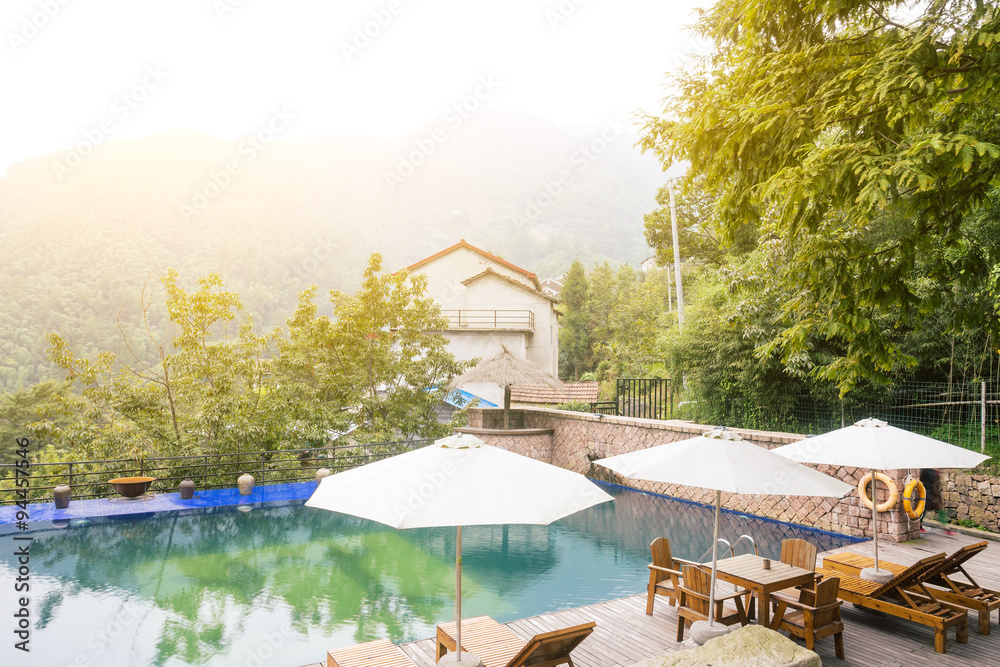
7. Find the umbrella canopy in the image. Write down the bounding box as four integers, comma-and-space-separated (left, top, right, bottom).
448, 345, 562, 428
307, 432, 612, 663
595, 427, 853, 640
772, 418, 989, 579
772, 418, 990, 470
307, 432, 612, 529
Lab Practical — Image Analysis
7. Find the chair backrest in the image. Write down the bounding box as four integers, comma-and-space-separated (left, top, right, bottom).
810, 576, 841, 628
506, 622, 596, 667
680, 564, 712, 616
941, 541, 988, 575
872, 552, 946, 598
781, 539, 818, 571
650, 537, 674, 585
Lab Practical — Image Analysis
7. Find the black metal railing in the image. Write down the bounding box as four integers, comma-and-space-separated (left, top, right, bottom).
590, 401, 618, 415
616, 378, 673, 420
0, 439, 431, 505
440, 310, 534, 331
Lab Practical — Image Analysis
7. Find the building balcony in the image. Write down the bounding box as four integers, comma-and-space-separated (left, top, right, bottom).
440, 309, 534, 332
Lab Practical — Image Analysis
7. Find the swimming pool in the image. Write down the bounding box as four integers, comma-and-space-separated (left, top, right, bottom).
0, 482, 860, 667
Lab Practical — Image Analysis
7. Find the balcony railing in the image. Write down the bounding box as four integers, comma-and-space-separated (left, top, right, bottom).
440, 309, 534, 331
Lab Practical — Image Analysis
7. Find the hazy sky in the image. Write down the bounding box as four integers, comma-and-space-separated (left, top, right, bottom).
3, 0, 707, 173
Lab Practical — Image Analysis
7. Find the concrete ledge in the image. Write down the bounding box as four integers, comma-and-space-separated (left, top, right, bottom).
456, 427, 554, 436
924, 518, 1000, 542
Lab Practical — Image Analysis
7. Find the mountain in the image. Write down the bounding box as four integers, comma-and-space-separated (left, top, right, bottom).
0, 112, 664, 390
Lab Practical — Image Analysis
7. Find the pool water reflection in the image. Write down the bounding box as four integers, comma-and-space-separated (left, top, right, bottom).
0, 482, 859, 667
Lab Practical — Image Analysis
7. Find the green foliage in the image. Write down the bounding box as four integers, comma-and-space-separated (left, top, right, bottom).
34, 256, 465, 462
555, 401, 592, 413
643, 177, 757, 268
558, 260, 591, 380
277, 253, 468, 443
640, 0, 1000, 392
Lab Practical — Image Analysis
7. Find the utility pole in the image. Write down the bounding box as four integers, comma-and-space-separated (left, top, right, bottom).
668, 179, 685, 331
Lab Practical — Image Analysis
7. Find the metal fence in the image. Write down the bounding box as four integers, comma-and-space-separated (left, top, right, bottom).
590, 379, 674, 420
0, 439, 431, 505
723, 380, 999, 455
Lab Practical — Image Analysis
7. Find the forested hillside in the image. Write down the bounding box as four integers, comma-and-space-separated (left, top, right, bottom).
0, 112, 662, 391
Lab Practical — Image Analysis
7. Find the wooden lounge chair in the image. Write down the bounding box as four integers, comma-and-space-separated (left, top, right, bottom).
676, 564, 750, 641
646, 537, 701, 614
815, 552, 968, 653
823, 541, 1000, 634
327, 638, 415, 667
769, 576, 845, 658
436, 615, 595, 667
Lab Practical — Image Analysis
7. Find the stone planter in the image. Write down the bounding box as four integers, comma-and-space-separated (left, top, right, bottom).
237, 473, 255, 495
108, 476, 156, 498
53, 484, 72, 509
316, 468, 331, 483
179, 479, 195, 500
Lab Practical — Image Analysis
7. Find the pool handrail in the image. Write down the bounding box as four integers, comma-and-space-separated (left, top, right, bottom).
730, 534, 759, 557
698, 538, 732, 564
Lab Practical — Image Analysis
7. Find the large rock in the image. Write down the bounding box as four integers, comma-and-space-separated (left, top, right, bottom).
629, 625, 820, 667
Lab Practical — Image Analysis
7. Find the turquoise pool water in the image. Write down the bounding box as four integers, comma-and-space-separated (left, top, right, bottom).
0, 482, 859, 667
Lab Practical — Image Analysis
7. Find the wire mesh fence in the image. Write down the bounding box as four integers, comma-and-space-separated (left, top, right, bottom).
722, 379, 1000, 458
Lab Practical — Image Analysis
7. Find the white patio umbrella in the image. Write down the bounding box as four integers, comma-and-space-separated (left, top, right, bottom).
306, 432, 613, 666
773, 418, 989, 581
595, 427, 853, 643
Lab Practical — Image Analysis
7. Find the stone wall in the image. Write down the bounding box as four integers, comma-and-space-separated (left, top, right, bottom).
466, 407, 922, 542
939, 470, 1000, 532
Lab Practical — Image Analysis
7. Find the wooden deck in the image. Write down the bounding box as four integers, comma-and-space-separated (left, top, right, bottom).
309, 528, 1000, 667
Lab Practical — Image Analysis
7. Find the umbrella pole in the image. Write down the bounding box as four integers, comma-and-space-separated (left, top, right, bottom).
871, 469, 880, 571
708, 489, 721, 626
456, 525, 463, 659
504, 386, 511, 429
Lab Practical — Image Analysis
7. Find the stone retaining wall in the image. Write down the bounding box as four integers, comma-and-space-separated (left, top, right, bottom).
465, 407, 921, 542
939, 470, 1000, 532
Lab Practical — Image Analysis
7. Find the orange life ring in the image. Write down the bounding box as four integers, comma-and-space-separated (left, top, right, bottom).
858, 472, 898, 512
903, 479, 926, 520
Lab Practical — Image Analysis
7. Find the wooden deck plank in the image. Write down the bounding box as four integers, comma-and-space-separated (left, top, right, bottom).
313, 529, 1000, 667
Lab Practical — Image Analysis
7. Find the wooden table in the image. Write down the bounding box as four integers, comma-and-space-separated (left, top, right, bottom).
713, 554, 817, 627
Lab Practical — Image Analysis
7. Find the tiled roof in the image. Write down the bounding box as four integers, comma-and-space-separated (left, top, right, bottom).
510, 382, 600, 404
404, 239, 540, 289
462, 268, 557, 302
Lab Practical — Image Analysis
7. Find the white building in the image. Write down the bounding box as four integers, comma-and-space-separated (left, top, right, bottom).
404, 240, 560, 406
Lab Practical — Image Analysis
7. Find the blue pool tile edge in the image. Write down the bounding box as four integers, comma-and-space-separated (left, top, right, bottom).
595, 480, 867, 544
0, 480, 319, 524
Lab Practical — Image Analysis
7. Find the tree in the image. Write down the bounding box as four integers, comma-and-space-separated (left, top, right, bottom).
558, 260, 591, 380
640, 0, 1000, 391
44, 271, 279, 460
643, 177, 756, 268
277, 253, 467, 443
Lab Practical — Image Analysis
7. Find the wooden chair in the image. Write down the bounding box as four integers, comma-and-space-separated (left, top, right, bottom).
769, 576, 845, 658
815, 552, 968, 653
823, 541, 1000, 635
327, 638, 416, 667
676, 564, 749, 641
780, 538, 818, 571
773, 538, 820, 605
646, 537, 697, 614
436, 615, 595, 667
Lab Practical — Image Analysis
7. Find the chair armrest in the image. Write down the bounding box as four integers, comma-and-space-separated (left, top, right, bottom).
677, 585, 749, 603
648, 564, 683, 577
770, 590, 841, 614
674, 557, 702, 568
